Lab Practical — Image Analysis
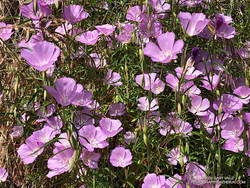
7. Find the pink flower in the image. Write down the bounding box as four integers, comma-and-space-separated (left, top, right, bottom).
63, 5, 89, 24
165, 174, 185, 188
55, 22, 73, 36
81, 150, 101, 169
233, 86, 250, 104
0, 22, 13, 41
76, 30, 99, 45
201, 74, 220, 91
74, 108, 95, 128
20, 41, 60, 71
178, 12, 209, 36
165, 73, 180, 91
213, 94, 243, 113
116, 23, 134, 43
144, 32, 184, 63
109, 146, 132, 167
167, 147, 187, 166
17, 126, 57, 164
18, 33, 43, 49
47, 133, 75, 178
126, 6, 145, 22
78, 125, 108, 152
221, 117, 244, 139
39, 0, 62, 6
135, 73, 165, 95
175, 67, 202, 80
222, 138, 243, 153
44, 77, 78, 106
0, 168, 8, 182
142, 173, 166, 188
189, 95, 210, 116
109, 103, 126, 116
20, 2, 52, 20
104, 69, 123, 86
137, 97, 159, 111
185, 162, 208, 186
95, 24, 116, 36
10, 126, 23, 138
139, 13, 163, 38
99, 118, 123, 137
150, 0, 170, 13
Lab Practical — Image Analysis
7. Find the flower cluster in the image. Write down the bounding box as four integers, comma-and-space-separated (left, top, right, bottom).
1, 0, 250, 187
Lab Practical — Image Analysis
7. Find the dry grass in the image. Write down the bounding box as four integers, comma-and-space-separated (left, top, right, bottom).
0, 1, 31, 187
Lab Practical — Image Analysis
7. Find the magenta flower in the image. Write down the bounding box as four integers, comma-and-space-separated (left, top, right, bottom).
126, 6, 145, 22
137, 97, 159, 111
144, 32, 184, 63
21, 41, 60, 71
167, 147, 187, 166
142, 173, 166, 188
221, 117, 244, 139
20, 2, 52, 20
189, 95, 210, 116
135, 73, 165, 95
0, 22, 13, 41
0, 168, 8, 182
95, 24, 116, 36
44, 77, 78, 106
47, 133, 75, 178
233, 86, 250, 104
99, 118, 123, 137
222, 138, 243, 153
17, 126, 57, 164
78, 125, 108, 152
10, 126, 24, 138
104, 69, 123, 86
185, 162, 208, 186
109, 103, 126, 116
109, 146, 132, 167
76, 30, 99, 45
178, 12, 209, 36
81, 150, 101, 169
63, 5, 89, 24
